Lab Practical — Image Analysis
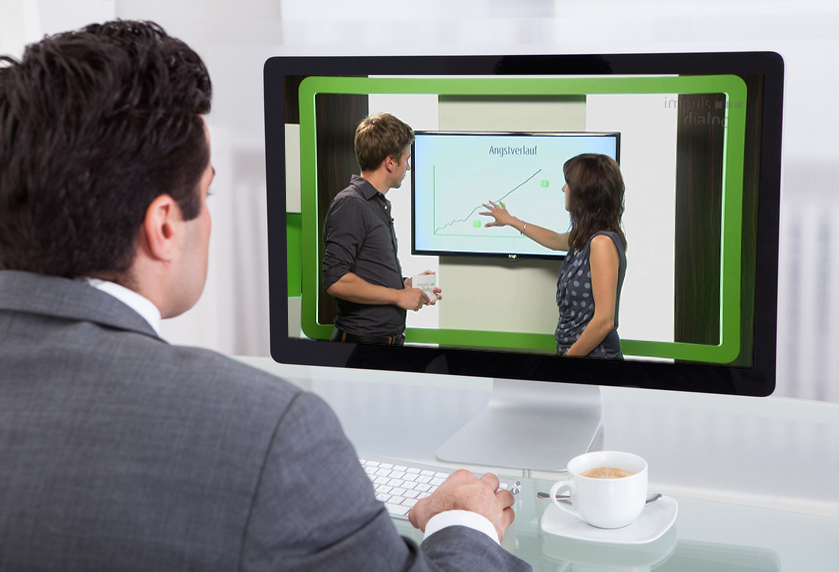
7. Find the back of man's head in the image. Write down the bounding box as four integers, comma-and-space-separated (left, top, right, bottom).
354, 112, 414, 172
0, 20, 212, 279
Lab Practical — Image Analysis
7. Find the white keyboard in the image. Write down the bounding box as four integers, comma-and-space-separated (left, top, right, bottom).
359, 456, 521, 520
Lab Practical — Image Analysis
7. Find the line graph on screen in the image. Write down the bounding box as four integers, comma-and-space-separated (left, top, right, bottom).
434, 168, 544, 234
431, 166, 560, 238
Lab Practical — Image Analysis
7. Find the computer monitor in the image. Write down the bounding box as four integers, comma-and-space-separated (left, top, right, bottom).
263, 52, 783, 472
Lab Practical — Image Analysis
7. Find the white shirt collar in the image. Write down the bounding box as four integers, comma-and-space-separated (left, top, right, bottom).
83, 278, 162, 336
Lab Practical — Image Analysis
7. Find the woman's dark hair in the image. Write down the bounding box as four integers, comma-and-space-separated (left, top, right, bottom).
0, 20, 212, 278
564, 153, 626, 252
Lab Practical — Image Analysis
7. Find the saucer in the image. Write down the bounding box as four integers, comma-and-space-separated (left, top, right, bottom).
542, 525, 678, 568
541, 495, 678, 545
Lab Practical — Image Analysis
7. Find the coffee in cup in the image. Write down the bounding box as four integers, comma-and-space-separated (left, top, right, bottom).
581, 467, 634, 479
549, 451, 648, 529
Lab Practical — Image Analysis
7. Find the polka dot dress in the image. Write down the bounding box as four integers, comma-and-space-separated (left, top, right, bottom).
555, 231, 626, 358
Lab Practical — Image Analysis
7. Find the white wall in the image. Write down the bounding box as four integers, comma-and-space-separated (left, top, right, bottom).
4, 0, 839, 401
586, 94, 678, 344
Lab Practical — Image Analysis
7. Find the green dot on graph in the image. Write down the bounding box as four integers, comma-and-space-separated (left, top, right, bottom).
473, 220, 481, 228
541, 180, 550, 187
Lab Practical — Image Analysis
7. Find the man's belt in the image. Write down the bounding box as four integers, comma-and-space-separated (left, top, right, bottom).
330, 327, 405, 346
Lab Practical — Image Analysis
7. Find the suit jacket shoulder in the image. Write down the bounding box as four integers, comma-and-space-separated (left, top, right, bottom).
0, 271, 530, 572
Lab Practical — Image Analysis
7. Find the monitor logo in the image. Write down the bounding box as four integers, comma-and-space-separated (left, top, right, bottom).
663, 95, 740, 129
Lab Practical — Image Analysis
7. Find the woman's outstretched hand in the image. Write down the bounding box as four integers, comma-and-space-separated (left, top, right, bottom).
479, 201, 517, 228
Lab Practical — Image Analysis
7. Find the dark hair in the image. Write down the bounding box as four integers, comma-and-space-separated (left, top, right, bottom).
354, 112, 414, 171
0, 20, 212, 278
564, 153, 626, 252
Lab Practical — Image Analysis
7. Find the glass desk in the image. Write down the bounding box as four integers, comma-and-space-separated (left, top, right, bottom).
237, 357, 839, 570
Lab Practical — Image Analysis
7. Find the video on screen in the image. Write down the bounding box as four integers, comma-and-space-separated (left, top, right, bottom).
281, 72, 762, 368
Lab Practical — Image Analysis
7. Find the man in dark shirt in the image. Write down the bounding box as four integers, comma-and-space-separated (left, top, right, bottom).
322, 113, 442, 345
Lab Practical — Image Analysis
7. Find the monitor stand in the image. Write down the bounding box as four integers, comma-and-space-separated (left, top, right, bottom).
435, 379, 603, 473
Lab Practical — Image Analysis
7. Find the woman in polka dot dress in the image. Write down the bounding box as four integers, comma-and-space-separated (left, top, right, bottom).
481, 153, 626, 358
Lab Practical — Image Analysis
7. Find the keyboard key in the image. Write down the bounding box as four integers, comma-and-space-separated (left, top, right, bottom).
385, 502, 411, 517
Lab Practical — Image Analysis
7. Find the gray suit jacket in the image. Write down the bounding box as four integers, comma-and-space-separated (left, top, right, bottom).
0, 271, 530, 571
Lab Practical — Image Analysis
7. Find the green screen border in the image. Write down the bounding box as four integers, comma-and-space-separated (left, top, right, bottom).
286, 213, 302, 297
293, 75, 748, 363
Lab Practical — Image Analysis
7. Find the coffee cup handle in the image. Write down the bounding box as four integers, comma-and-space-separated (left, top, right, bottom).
549, 480, 582, 520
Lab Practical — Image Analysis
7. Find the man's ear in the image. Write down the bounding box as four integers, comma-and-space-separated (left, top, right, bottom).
383, 154, 397, 173
140, 194, 181, 262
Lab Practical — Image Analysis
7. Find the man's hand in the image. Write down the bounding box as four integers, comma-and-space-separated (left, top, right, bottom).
395, 287, 431, 312
408, 470, 516, 542
404, 270, 443, 307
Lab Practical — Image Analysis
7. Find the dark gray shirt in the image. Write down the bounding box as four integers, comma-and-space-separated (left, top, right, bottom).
555, 230, 626, 359
322, 175, 406, 336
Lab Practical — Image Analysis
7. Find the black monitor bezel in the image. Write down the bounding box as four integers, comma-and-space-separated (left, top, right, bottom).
264, 51, 783, 397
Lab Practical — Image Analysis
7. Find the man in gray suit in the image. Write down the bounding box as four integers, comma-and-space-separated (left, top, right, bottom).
0, 21, 530, 571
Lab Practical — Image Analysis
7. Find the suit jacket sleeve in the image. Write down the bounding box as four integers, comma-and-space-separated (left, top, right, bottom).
239, 392, 531, 572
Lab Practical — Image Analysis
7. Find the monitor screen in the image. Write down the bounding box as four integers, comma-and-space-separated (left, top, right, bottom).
411, 131, 620, 260
264, 51, 783, 469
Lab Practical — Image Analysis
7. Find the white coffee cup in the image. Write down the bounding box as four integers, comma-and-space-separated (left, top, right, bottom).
549, 450, 648, 529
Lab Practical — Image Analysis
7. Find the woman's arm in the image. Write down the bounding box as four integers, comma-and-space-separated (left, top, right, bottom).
565, 234, 620, 357
480, 201, 569, 251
